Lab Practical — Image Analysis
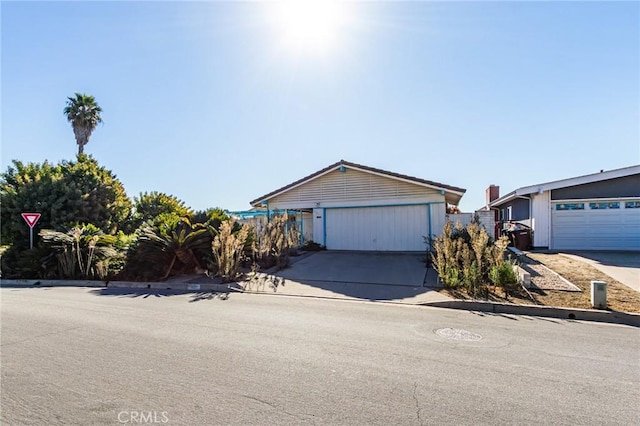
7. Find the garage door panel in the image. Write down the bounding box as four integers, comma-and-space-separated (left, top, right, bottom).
326, 206, 428, 251
552, 202, 640, 250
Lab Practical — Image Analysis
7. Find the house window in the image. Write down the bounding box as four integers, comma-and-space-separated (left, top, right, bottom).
625, 201, 640, 209
506, 206, 512, 221
555, 203, 585, 211
589, 202, 620, 209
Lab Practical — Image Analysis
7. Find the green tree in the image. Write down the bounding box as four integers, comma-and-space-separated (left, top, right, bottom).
1, 155, 132, 247
64, 93, 103, 156
191, 207, 230, 229
129, 191, 193, 231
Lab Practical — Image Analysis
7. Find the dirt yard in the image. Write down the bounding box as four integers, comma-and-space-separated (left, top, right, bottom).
439, 252, 640, 314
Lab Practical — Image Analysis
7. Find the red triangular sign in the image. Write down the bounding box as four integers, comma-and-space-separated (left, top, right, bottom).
21, 213, 41, 228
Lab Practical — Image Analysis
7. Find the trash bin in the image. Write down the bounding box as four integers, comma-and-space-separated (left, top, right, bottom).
513, 229, 531, 250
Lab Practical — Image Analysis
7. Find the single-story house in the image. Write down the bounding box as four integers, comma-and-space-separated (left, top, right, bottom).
486, 165, 640, 251
249, 160, 466, 251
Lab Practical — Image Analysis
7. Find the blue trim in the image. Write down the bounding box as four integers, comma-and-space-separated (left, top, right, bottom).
299, 211, 304, 245
322, 208, 327, 247
427, 204, 432, 242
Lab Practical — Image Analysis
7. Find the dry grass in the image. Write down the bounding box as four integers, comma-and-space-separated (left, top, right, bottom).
440, 253, 640, 314
526, 253, 640, 314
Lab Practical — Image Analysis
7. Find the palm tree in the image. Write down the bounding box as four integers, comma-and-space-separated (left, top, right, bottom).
63, 93, 103, 155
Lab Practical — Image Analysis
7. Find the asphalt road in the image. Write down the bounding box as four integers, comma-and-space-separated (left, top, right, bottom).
1, 287, 638, 426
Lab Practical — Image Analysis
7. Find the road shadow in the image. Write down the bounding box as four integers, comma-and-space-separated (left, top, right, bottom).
89, 288, 232, 302
468, 310, 565, 324
90, 288, 190, 298
189, 291, 230, 302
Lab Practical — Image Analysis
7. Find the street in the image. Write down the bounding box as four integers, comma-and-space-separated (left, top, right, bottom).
1, 287, 639, 425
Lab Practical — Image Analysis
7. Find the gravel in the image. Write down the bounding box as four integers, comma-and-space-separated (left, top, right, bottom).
519, 257, 581, 292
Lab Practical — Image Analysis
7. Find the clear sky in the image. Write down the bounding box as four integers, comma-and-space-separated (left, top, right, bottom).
2, 1, 639, 213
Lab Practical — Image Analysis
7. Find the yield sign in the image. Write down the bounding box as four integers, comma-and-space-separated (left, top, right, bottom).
21, 213, 41, 228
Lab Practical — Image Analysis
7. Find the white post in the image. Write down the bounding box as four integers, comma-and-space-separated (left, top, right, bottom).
591, 280, 607, 309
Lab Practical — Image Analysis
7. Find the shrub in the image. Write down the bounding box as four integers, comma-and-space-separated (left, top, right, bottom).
211, 219, 249, 283
0, 245, 51, 279
39, 224, 118, 280
431, 220, 511, 297
121, 218, 212, 281
489, 257, 519, 297
250, 214, 299, 270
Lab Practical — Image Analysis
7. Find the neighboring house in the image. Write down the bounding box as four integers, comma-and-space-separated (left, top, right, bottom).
249, 160, 466, 251
485, 165, 640, 251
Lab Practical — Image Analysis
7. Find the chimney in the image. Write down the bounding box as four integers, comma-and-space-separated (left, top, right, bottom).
486, 185, 500, 206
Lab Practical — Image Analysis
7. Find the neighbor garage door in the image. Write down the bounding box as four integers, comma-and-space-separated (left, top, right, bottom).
325, 205, 429, 251
551, 200, 640, 250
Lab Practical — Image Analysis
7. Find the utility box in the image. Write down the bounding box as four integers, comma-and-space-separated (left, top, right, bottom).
591, 280, 607, 309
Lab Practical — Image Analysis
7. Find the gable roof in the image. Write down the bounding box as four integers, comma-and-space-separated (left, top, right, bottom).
250, 160, 466, 207
490, 164, 640, 207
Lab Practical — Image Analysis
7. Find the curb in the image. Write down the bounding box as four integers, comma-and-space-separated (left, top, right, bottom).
0, 279, 234, 293
2, 279, 638, 327
423, 300, 640, 327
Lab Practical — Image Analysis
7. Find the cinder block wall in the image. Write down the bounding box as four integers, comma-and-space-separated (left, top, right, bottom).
474, 210, 496, 239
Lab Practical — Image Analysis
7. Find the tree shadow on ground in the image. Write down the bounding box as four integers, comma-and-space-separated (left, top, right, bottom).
89, 288, 232, 302
468, 310, 565, 324
189, 291, 230, 302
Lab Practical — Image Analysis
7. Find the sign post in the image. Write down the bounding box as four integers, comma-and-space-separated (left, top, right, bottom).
21, 213, 41, 249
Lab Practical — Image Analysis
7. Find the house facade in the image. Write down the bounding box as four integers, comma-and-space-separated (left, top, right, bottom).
487, 165, 640, 251
249, 160, 466, 251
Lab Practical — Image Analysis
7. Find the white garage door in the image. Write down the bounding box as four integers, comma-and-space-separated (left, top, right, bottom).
551, 201, 640, 250
325, 205, 429, 251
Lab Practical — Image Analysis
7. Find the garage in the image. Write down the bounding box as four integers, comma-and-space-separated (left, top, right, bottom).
488, 165, 640, 251
325, 205, 429, 251
552, 200, 640, 250
249, 160, 465, 252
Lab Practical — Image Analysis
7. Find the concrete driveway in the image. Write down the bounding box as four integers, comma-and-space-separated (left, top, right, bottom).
277, 251, 427, 287
560, 251, 640, 292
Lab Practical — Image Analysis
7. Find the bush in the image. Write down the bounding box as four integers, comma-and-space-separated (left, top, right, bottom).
211, 219, 249, 283
489, 257, 519, 297
431, 220, 510, 297
121, 218, 212, 281
250, 214, 300, 270
39, 224, 118, 280
0, 245, 51, 279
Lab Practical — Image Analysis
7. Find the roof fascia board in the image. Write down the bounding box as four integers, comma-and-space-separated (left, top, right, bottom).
517, 165, 640, 195
490, 165, 640, 207
490, 191, 520, 206
252, 163, 466, 206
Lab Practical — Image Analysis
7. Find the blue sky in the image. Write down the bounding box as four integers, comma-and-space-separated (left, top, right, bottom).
2, 1, 638, 212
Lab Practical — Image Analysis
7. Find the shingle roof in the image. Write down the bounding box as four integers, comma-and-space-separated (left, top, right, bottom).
250, 159, 466, 206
